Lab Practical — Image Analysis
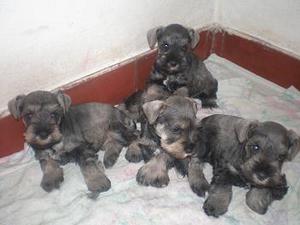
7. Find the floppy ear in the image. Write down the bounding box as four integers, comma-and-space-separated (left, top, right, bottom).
234, 119, 259, 143
142, 100, 164, 124
8, 95, 26, 120
147, 26, 164, 49
188, 28, 200, 49
56, 91, 71, 113
287, 129, 300, 161
185, 97, 199, 116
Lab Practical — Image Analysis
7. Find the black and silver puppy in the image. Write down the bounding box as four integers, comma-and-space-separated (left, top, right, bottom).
123, 24, 218, 163
147, 24, 218, 107
122, 24, 218, 122
135, 95, 200, 187
8, 90, 137, 198
189, 114, 299, 217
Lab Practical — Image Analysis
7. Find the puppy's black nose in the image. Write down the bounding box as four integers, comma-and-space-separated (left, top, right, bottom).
39, 131, 50, 140
169, 61, 178, 67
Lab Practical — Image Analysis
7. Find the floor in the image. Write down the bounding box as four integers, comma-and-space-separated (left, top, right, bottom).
0, 54, 299, 225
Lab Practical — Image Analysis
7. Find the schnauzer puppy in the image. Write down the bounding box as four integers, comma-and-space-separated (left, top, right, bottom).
123, 24, 218, 120
8, 90, 137, 198
135, 95, 199, 187
147, 23, 218, 107
188, 114, 299, 217
122, 24, 218, 162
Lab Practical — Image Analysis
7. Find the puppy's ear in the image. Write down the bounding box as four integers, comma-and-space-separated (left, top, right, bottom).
287, 129, 300, 161
147, 26, 164, 49
185, 97, 199, 116
235, 120, 259, 143
8, 95, 26, 120
188, 28, 200, 49
142, 100, 164, 124
56, 91, 71, 113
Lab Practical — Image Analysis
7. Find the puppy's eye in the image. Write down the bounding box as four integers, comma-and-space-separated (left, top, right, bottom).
161, 43, 169, 51
251, 144, 260, 151
50, 112, 58, 121
171, 126, 182, 134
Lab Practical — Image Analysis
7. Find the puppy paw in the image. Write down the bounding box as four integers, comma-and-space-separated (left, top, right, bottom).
203, 185, 232, 217
136, 161, 169, 187
125, 143, 143, 163
246, 188, 272, 215
103, 150, 120, 168
203, 197, 228, 217
85, 172, 111, 195
189, 179, 210, 197
41, 167, 64, 192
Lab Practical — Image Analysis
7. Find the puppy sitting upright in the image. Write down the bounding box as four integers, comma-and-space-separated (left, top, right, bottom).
123, 24, 218, 163
188, 114, 300, 217
8, 91, 137, 198
147, 24, 218, 107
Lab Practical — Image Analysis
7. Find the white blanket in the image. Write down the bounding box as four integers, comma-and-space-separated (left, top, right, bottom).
1, 54, 299, 225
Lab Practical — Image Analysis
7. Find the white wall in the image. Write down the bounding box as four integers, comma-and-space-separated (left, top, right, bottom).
215, 0, 300, 56
0, 0, 215, 114
1, 0, 300, 115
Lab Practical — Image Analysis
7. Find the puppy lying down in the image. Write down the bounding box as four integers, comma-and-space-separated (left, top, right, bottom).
137, 96, 300, 216
190, 114, 299, 217
8, 90, 138, 198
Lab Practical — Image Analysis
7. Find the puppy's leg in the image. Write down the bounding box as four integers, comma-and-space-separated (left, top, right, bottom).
136, 151, 174, 187
188, 157, 210, 197
246, 187, 273, 214
39, 158, 64, 192
126, 137, 157, 163
203, 184, 232, 217
126, 140, 144, 163
103, 137, 123, 168
77, 147, 111, 198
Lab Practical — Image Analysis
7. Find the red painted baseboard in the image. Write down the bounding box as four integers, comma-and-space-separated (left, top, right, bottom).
213, 30, 300, 89
1, 26, 299, 157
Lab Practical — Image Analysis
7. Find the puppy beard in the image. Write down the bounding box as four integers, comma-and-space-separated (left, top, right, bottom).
156, 124, 191, 159
24, 125, 63, 149
241, 157, 285, 188
156, 55, 187, 74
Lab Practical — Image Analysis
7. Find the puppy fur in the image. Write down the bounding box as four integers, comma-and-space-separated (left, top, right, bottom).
135, 95, 200, 187
189, 114, 299, 217
8, 90, 138, 198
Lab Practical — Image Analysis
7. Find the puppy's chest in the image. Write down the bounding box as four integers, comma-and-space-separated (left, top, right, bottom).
35, 137, 82, 162
226, 163, 250, 188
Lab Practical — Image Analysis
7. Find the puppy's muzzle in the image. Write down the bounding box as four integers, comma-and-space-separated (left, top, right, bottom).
241, 160, 286, 188
24, 124, 62, 150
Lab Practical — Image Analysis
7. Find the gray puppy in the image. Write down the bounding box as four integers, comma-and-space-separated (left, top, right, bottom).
135, 95, 199, 187
189, 114, 299, 217
122, 24, 218, 163
147, 24, 218, 107
8, 90, 137, 198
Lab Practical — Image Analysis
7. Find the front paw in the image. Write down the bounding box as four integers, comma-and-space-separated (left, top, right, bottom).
125, 143, 143, 163
203, 197, 228, 217
189, 178, 210, 197
85, 171, 111, 196
103, 150, 120, 168
41, 167, 64, 192
136, 162, 169, 187
246, 188, 272, 214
